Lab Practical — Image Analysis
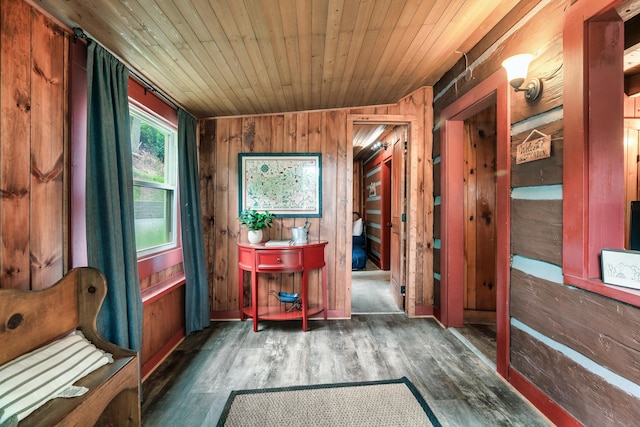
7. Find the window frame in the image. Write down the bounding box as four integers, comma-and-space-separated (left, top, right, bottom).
128, 78, 182, 280
563, 0, 640, 305
129, 103, 179, 257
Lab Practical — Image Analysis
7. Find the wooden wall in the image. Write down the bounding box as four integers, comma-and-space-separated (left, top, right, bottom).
362, 142, 393, 269
0, 0, 186, 379
624, 95, 640, 248
0, 0, 68, 290
463, 106, 497, 318
200, 88, 433, 319
433, 0, 640, 424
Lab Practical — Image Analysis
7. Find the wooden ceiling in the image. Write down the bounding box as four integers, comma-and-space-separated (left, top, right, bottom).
35, 0, 524, 120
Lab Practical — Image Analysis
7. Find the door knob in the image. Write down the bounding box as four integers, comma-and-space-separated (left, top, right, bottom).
387, 222, 392, 227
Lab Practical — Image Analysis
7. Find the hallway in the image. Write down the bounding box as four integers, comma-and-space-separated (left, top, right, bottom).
351, 261, 403, 314
142, 316, 551, 426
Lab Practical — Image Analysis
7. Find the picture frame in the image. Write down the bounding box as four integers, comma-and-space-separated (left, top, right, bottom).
238, 153, 322, 217
601, 248, 640, 290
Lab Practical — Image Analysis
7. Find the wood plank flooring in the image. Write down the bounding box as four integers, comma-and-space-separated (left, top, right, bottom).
453, 323, 498, 366
142, 316, 552, 426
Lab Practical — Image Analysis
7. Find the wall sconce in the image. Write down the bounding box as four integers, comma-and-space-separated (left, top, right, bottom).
371, 141, 389, 151
501, 54, 541, 101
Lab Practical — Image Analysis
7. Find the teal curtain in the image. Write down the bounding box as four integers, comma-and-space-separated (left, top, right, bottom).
86, 42, 143, 351
178, 109, 210, 334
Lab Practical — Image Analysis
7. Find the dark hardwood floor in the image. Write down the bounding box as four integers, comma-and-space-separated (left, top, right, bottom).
142, 316, 551, 426
453, 323, 498, 366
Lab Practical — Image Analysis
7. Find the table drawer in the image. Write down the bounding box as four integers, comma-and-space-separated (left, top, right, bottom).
257, 250, 302, 270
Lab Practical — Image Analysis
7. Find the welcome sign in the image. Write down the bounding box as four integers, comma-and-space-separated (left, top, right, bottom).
516, 129, 551, 164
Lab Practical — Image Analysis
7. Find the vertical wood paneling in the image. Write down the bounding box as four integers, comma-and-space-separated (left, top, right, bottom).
465, 106, 497, 312
141, 287, 185, 367
334, 110, 349, 313
624, 104, 640, 249
624, 126, 639, 249
214, 119, 230, 312
1, 0, 32, 289
463, 119, 477, 310
1, 1, 68, 291
280, 114, 297, 294
199, 119, 216, 312
30, 12, 66, 289
352, 160, 363, 214
227, 119, 242, 311
320, 110, 339, 312
203, 92, 430, 318
308, 112, 323, 305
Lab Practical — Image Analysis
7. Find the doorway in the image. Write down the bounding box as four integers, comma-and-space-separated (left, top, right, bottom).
347, 115, 417, 314
439, 70, 510, 377
456, 104, 498, 365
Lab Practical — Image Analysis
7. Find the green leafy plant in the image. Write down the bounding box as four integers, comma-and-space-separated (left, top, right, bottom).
238, 209, 275, 231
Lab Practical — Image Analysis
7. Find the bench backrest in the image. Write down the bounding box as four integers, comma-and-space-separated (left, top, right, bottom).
0, 267, 108, 365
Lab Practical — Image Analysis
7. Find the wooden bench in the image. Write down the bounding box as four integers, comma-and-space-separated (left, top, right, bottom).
0, 267, 141, 426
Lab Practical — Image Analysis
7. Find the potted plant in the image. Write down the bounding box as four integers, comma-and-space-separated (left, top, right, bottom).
238, 209, 275, 243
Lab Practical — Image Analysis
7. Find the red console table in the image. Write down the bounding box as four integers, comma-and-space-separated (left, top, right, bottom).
238, 241, 328, 332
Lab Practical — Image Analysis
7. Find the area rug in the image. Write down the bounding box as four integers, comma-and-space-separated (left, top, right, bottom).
216, 377, 441, 427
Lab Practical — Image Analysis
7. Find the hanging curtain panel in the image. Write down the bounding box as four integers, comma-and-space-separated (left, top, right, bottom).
85, 42, 142, 351
178, 109, 211, 334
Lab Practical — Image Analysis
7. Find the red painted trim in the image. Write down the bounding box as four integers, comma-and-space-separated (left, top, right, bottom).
380, 159, 391, 270
137, 247, 184, 281
141, 273, 186, 305
141, 328, 185, 379
70, 40, 88, 268
128, 77, 178, 128
212, 309, 350, 320
211, 311, 242, 320
563, 0, 625, 280
564, 274, 640, 306
509, 368, 581, 427
327, 310, 347, 318
414, 305, 434, 316
439, 119, 464, 327
439, 70, 510, 378
129, 77, 183, 280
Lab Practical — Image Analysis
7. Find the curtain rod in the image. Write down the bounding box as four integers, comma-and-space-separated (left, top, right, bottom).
73, 27, 180, 112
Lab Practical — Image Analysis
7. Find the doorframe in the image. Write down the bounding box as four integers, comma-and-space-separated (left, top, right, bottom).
381, 156, 392, 270
439, 70, 511, 378
347, 115, 418, 317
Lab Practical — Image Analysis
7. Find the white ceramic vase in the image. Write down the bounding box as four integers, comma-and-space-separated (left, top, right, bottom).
247, 229, 263, 244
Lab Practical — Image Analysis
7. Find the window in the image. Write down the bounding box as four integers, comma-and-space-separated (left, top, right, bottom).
563, 0, 640, 305
129, 104, 178, 256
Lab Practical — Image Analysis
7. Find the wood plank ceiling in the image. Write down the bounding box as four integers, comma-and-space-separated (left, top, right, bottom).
35, 0, 523, 120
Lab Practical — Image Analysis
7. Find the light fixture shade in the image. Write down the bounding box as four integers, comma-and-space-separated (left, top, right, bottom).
502, 54, 533, 88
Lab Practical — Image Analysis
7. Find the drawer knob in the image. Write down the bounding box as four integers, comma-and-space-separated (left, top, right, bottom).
277, 257, 282, 263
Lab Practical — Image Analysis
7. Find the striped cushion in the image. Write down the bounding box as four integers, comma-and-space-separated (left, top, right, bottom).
0, 331, 113, 425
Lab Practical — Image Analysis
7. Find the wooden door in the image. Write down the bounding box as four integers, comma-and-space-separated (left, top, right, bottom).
463, 106, 497, 322
390, 137, 405, 310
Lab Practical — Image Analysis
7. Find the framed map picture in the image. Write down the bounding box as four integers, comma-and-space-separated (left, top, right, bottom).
238, 153, 322, 217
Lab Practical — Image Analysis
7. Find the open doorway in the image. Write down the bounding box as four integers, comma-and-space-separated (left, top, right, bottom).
453, 104, 498, 365
439, 70, 511, 377
351, 126, 405, 314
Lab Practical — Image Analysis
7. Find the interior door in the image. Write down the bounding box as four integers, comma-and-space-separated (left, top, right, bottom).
463, 105, 497, 323
390, 137, 405, 310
